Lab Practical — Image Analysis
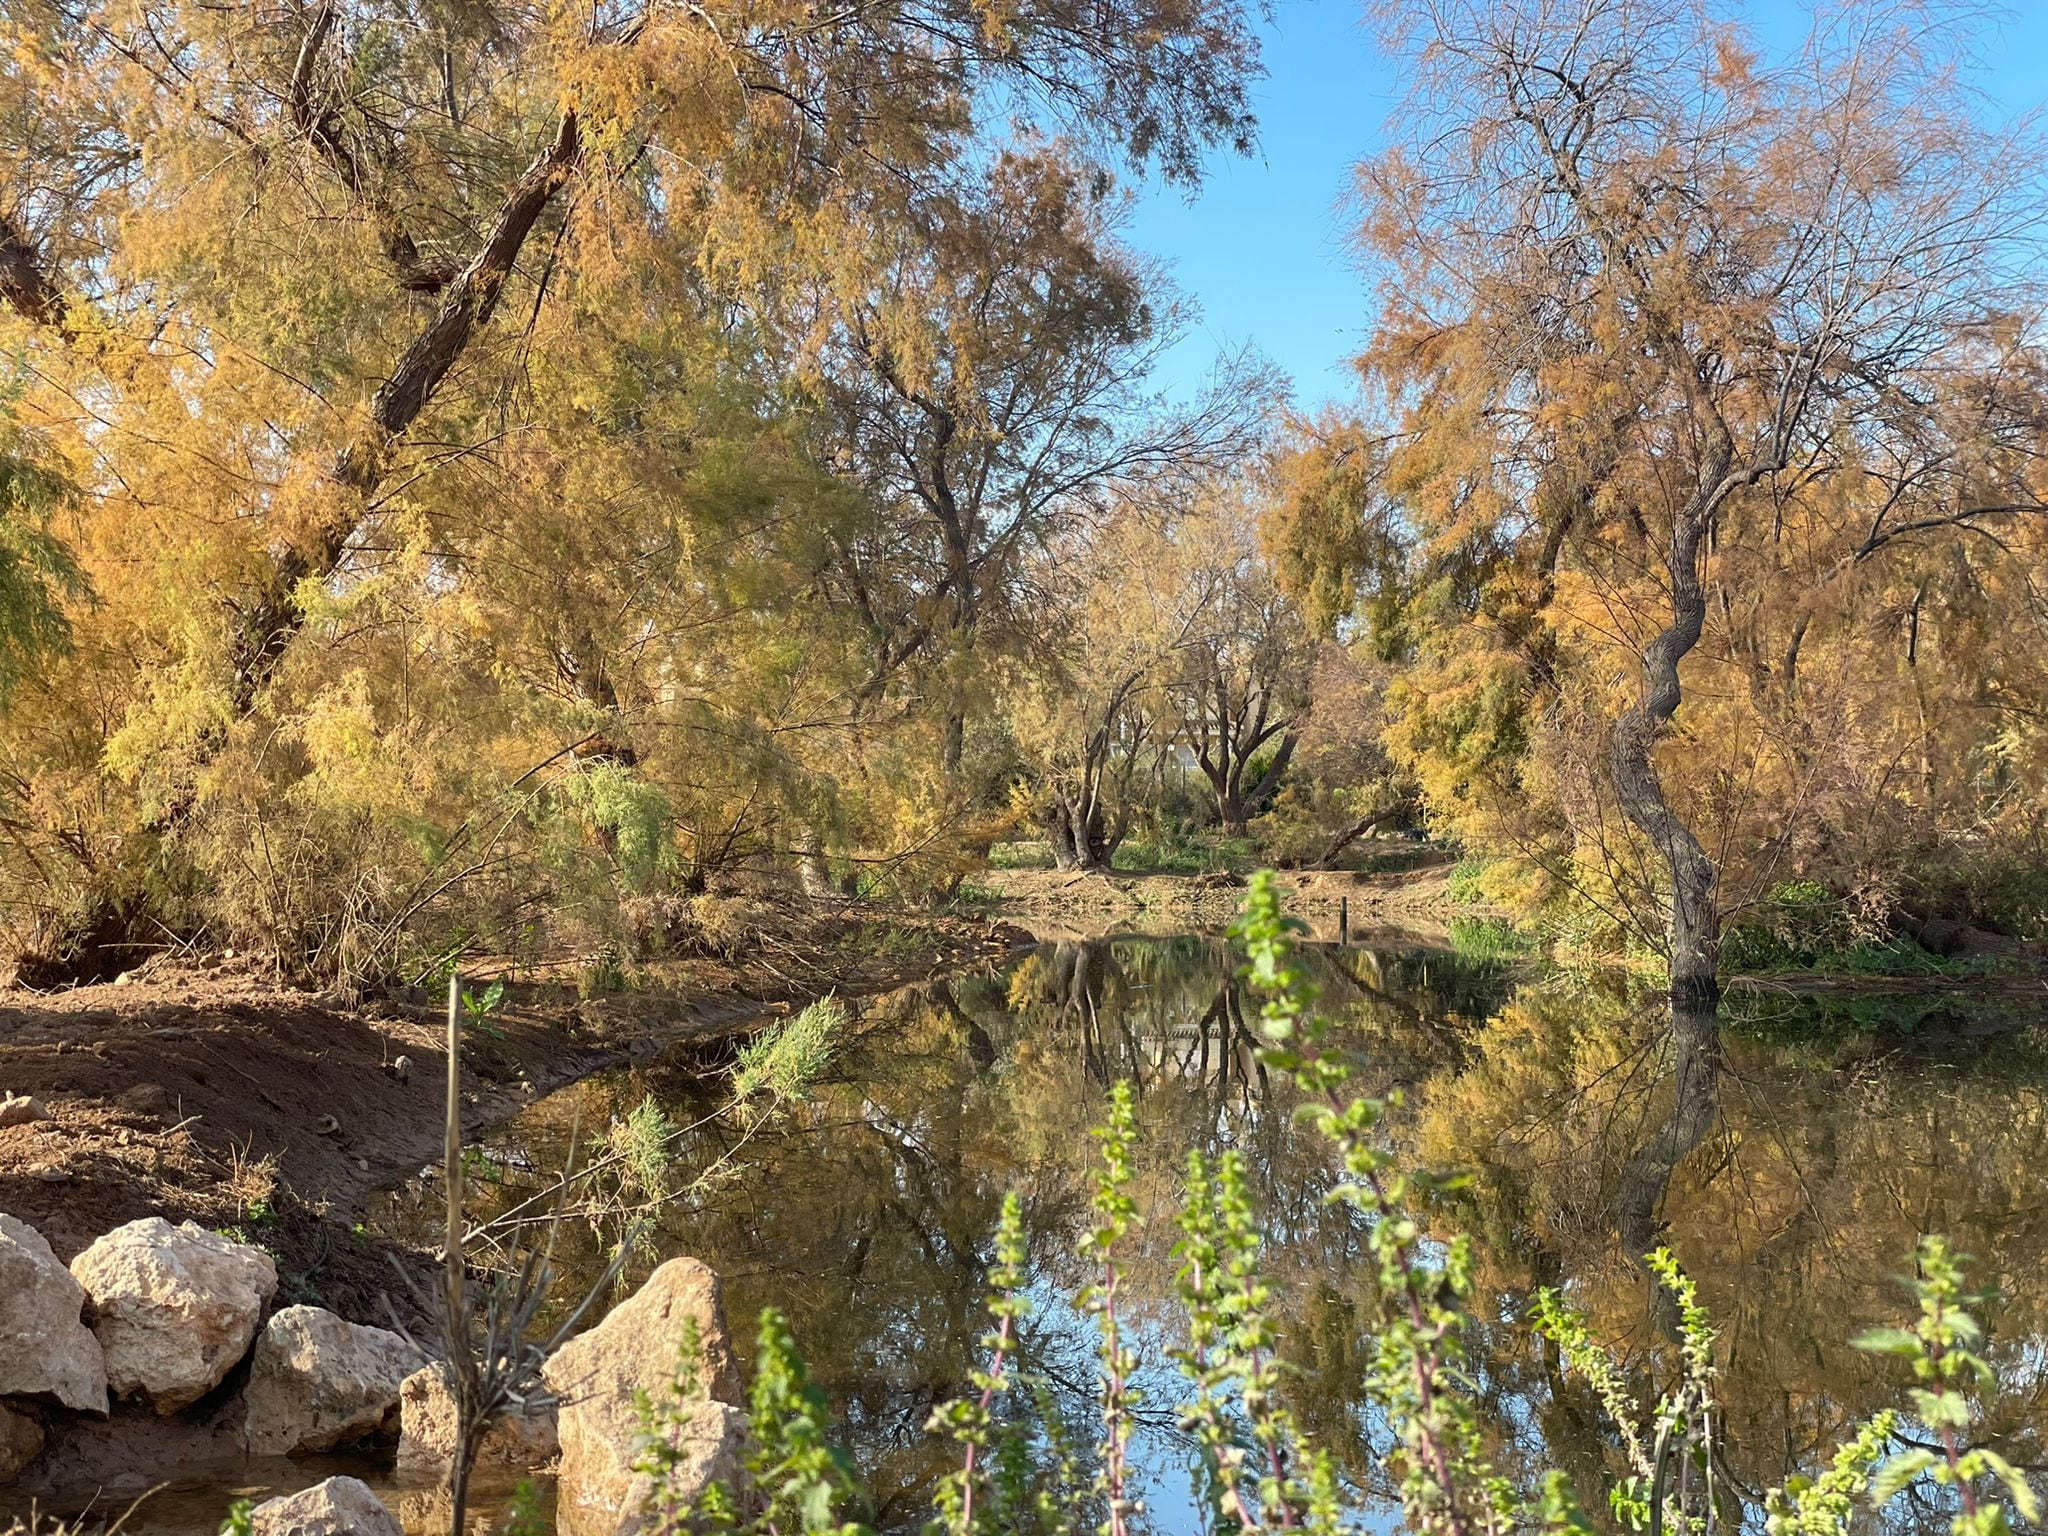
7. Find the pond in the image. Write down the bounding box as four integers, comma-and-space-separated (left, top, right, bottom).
354, 930, 2048, 1534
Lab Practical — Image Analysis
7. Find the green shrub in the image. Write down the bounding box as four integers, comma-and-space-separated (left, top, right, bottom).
1720, 880, 1975, 977
1445, 856, 1491, 906
1111, 828, 1257, 873
732, 996, 847, 1107
578, 944, 630, 998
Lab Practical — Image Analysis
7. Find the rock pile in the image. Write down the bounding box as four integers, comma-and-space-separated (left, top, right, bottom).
0, 1214, 417, 1491
0, 1209, 749, 1536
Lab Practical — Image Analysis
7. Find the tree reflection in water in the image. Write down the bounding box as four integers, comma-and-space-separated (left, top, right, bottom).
368, 938, 2048, 1533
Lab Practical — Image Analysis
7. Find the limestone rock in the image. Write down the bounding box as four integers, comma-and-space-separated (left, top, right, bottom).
241, 1305, 424, 1456
395, 1361, 558, 1472
0, 1212, 107, 1413
0, 1402, 44, 1483
542, 1258, 746, 1536
248, 1475, 402, 1536
0, 1094, 51, 1127
69, 1217, 277, 1413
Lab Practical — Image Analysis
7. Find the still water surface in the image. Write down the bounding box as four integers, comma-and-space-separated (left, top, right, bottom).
359, 930, 2048, 1533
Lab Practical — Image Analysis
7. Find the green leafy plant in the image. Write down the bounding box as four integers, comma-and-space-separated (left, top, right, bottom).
579, 944, 630, 999
637, 1310, 873, 1535
732, 997, 847, 1109
463, 977, 508, 1037
500, 1480, 549, 1536
927, 1191, 1074, 1536
1532, 1252, 1719, 1534
1854, 1236, 2040, 1536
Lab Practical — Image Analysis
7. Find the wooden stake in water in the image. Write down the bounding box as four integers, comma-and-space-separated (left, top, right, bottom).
1338, 896, 1350, 946
445, 972, 464, 1330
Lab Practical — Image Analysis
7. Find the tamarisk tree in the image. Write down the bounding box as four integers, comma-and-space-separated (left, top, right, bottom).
1349, 0, 2048, 1007
0, 0, 1261, 976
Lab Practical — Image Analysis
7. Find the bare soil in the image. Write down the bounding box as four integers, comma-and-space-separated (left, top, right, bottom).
0, 906, 1034, 1324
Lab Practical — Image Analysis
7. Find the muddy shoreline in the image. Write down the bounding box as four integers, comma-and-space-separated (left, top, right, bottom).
0, 907, 1037, 1325
970, 859, 1461, 938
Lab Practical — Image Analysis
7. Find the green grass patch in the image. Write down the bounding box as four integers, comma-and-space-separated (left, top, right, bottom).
1447, 914, 1535, 963
987, 840, 1054, 869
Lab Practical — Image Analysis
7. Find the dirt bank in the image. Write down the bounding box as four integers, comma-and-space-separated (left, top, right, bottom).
0, 905, 1034, 1324
972, 858, 1459, 937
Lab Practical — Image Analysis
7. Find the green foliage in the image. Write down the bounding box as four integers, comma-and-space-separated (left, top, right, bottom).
606, 1095, 679, 1204
1721, 882, 1983, 977
1854, 1236, 2041, 1536
1173, 1145, 1335, 1531
1762, 1413, 1896, 1536
1080, 1079, 1142, 1536
500, 1481, 549, 1536
1445, 859, 1491, 906
1112, 829, 1259, 875
1233, 871, 1523, 1536
463, 978, 508, 1038
559, 764, 679, 891
1445, 915, 1532, 964
579, 945, 631, 999
215, 1499, 253, 1536
927, 1191, 1072, 1536
0, 411, 83, 706
732, 997, 846, 1109
638, 1310, 873, 1536
988, 840, 1057, 870
1529, 1289, 1652, 1501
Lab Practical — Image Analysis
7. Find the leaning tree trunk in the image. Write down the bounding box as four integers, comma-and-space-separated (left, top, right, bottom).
2, 110, 584, 983
1610, 497, 1721, 1011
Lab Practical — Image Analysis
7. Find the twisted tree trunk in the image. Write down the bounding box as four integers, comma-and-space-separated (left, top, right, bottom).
1610, 475, 1724, 1012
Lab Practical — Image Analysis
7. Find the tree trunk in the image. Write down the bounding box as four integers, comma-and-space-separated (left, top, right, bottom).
1610, 504, 1721, 1010
794, 828, 842, 903
1046, 789, 1113, 871
942, 706, 966, 784
1310, 800, 1416, 870
4, 114, 584, 981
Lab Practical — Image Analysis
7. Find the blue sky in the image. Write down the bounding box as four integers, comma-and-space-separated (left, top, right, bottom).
1125, 0, 2048, 411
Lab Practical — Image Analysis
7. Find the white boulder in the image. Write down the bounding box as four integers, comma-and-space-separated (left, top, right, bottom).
248, 1475, 402, 1536
0, 1212, 107, 1413
240, 1305, 424, 1456
69, 1217, 277, 1413
542, 1257, 746, 1536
